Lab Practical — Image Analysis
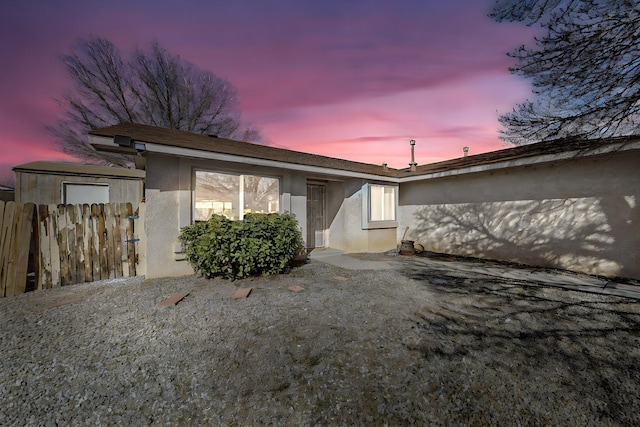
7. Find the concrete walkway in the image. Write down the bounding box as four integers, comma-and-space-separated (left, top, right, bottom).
310, 249, 640, 300
308, 248, 396, 270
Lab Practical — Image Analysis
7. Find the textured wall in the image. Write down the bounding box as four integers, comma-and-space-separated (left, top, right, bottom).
399, 150, 640, 279
143, 154, 308, 278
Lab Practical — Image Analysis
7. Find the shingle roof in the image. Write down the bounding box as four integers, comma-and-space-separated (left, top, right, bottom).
395, 134, 640, 177
89, 123, 640, 179
89, 123, 397, 177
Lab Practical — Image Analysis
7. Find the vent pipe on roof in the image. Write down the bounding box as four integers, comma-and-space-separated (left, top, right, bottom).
463, 146, 469, 157
409, 139, 418, 172
382, 162, 388, 170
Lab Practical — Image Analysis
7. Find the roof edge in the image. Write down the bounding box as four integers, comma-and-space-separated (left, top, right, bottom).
13, 161, 145, 179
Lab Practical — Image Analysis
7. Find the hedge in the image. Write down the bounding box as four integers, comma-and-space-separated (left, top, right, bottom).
179, 213, 305, 280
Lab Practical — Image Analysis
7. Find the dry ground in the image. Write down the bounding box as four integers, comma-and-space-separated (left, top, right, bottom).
1, 255, 639, 426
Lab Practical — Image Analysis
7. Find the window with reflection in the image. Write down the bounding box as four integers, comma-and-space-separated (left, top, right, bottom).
194, 170, 279, 221
369, 184, 396, 222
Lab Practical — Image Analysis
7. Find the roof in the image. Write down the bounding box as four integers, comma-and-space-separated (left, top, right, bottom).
400, 135, 640, 177
13, 161, 145, 179
89, 123, 398, 178
89, 123, 640, 181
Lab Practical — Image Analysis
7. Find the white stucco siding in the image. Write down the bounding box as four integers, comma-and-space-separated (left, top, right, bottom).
144, 154, 194, 278
144, 154, 310, 278
399, 151, 640, 279
326, 179, 397, 253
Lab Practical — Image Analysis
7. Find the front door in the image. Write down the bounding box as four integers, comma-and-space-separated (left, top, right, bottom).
306, 184, 325, 249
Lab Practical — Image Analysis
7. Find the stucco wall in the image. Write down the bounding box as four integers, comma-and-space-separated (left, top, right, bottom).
144, 154, 308, 278
144, 153, 400, 278
327, 179, 397, 253
398, 150, 640, 279
144, 154, 193, 278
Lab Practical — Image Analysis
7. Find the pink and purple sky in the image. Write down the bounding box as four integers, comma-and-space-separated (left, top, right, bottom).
0, 0, 537, 184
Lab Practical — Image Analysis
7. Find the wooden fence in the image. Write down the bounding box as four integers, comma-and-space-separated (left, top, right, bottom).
0, 201, 36, 297
0, 201, 139, 297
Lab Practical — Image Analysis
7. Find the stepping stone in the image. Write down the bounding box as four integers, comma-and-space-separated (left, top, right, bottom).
232, 287, 252, 300
157, 293, 190, 307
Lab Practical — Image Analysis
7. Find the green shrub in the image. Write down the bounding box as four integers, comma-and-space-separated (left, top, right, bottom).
179, 212, 305, 280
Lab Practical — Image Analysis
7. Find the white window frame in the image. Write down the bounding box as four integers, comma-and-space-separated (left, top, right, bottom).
361, 183, 398, 229
61, 182, 109, 205
193, 169, 281, 222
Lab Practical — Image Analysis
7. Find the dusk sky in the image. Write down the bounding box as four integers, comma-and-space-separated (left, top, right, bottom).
0, 0, 538, 184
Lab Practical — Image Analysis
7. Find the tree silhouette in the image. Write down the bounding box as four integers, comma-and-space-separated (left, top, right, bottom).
491, 0, 640, 144
49, 36, 261, 165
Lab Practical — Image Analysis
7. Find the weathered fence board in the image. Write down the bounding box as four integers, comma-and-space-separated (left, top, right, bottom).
82, 204, 92, 282
14, 203, 35, 295
0, 201, 35, 297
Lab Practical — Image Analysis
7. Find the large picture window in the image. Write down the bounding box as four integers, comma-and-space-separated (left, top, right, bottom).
362, 183, 398, 229
194, 170, 280, 221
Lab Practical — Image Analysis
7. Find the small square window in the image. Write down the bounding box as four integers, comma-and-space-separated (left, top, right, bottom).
362, 183, 398, 229
369, 185, 396, 221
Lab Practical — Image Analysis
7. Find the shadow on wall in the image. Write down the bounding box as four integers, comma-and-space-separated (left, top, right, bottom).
412, 195, 639, 279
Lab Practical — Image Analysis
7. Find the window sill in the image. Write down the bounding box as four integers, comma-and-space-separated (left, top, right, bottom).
362, 220, 398, 230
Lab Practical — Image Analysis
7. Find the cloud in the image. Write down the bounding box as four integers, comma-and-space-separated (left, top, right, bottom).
258, 71, 531, 167
0, 0, 537, 179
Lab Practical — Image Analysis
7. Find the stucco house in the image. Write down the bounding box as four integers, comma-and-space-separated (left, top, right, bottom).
89, 123, 640, 280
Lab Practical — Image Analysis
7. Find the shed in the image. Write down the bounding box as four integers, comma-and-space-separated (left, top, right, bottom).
13, 161, 145, 209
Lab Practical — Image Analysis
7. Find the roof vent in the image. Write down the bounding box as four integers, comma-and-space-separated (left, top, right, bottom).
114, 135, 132, 147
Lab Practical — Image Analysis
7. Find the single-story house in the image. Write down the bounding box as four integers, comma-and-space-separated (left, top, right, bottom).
88, 123, 640, 280
0, 185, 14, 202
13, 161, 145, 209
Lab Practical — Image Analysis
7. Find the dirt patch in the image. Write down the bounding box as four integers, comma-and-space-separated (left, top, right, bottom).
1, 258, 639, 425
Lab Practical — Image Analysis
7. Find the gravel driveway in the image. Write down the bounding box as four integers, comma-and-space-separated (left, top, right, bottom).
1, 255, 639, 426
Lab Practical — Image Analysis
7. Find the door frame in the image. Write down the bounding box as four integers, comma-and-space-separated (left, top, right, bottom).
306, 183, 326, 249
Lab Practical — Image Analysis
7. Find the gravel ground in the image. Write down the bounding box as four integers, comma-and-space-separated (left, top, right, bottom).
1, 256, 639, 426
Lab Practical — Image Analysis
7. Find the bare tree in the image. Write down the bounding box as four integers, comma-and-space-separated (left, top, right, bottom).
491, 0, 640, 145
49, 36, 261, 165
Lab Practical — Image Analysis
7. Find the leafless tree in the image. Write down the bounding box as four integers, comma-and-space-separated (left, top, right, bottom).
49, 36, 261, 165
491, 0, 640, 145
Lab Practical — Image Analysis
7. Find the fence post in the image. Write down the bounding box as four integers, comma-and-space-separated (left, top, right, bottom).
125, 203, 136, 277
0, 201, 13, 296
135, 202, 147, 277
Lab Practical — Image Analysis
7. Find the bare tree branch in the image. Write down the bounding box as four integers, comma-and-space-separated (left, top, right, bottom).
492, 0, 640, 145
48, 36, 262, 166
